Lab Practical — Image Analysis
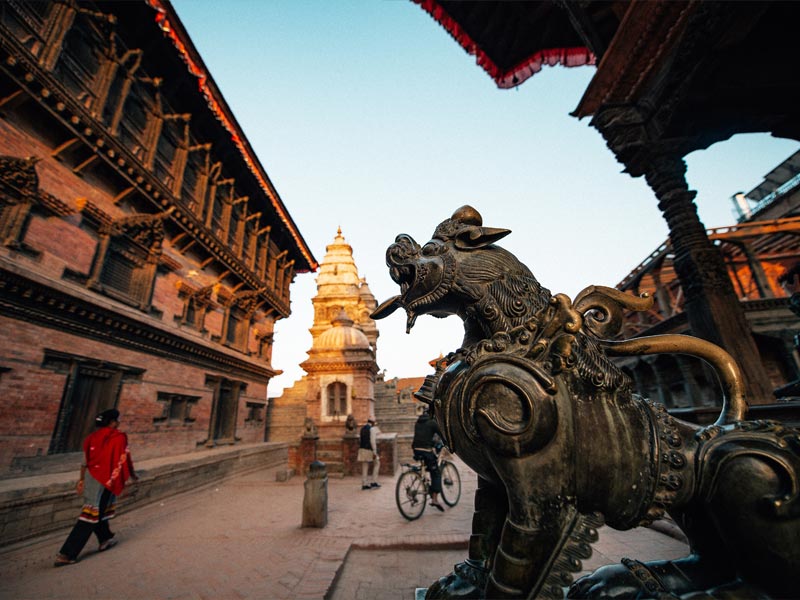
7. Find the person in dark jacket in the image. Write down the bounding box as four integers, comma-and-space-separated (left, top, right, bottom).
412, 408, 444, 511
358, 417, 381, 490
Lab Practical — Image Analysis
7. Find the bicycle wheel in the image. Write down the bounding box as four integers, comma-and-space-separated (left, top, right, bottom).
396, 469, 427, 520
440, 461, 461, 507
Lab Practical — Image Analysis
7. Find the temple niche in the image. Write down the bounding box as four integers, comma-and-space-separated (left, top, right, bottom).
267, 228, 385, 472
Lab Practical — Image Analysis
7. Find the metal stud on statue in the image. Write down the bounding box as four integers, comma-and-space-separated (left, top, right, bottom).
372, 205, 800, 599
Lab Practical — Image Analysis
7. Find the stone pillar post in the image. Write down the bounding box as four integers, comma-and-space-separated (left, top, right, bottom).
301, 460, 328, 528
645, 155, 773, 404
342, 419, 360, 476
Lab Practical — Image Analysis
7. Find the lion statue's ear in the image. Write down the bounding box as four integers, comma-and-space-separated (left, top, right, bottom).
454, 227, 511, 250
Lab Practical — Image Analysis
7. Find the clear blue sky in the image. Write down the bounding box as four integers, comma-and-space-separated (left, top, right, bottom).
170, 0, 800, 395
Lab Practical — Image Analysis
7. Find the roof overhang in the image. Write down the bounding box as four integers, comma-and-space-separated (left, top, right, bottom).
413, 0, 598, 88
146, 0, 318, 272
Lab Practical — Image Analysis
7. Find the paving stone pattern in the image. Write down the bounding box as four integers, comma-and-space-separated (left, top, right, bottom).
0, 459, 688, 599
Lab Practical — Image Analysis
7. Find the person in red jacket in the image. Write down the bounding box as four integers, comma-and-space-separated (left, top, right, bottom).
54, 408, 138, 566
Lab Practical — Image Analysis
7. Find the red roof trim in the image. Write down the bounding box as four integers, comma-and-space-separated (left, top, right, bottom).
415, 0, 596, 89
145, 0, 318, 272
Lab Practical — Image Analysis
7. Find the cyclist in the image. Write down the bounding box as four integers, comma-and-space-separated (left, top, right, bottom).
412, 407, 444, 511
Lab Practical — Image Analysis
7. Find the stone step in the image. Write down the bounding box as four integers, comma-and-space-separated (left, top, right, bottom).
317, 461, 345, 478
316, 450, 342, 462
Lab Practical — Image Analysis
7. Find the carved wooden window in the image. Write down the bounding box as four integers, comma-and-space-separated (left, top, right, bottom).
254, 236, 265, 277
154, 392, 198, 424
177, 284, 214, 332
326, 382, 347, 420
154, 121, 179, 191
225, 306, 247, 348
184, 298, 198, 327
0, 156, 38, 248
51, 9, 107, 109
210, 186, 228, 239
114, 77, 162, 167
242, 221, 254, 267
227, 205, 240, 252
221, 288, 264, 353
255, 328, 274, 362
266, 242, 281, 286
1, 1, 78, 71
244, 402, 265, 424
98, 234, 150, 304
88, 212, 169, 311
155, 115, 189, 196
118, 85, 149, 150
0, 2, 50, 52
180, 151, 202, 212
199, 162, 221, 225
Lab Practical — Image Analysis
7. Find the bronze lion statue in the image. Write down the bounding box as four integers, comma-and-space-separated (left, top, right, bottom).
372, 206, 800, 599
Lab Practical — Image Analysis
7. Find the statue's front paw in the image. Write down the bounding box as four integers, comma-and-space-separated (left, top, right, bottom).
567, 565, 651, 599
425, 573, 481, 599
425, 561, 487, 599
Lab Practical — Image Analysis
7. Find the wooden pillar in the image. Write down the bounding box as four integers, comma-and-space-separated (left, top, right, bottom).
256, 226, 271, 280
645, 155, 773, 404
676, 356, 704, 408
739, 240, 774, 299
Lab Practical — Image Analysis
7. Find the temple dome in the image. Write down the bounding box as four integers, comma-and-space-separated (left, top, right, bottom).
313, 309, 370, 351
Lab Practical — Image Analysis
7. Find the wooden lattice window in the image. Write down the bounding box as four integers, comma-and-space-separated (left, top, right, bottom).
221, 288, 263, 353
211, 192, 225, 238
225, 307, 246, 347
227, 207, 240, 249
326, 382, 347, 420
154, 392, 198, 424
88, 212, 169, 311
242, 223, 253, 266
52, 9, 109, 109
244, 402, 265, 424
96, 234, 151, 306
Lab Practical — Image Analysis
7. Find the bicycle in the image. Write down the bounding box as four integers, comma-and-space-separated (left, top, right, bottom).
395, 450, 461, 520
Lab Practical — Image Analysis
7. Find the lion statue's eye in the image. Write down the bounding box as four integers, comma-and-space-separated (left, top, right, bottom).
422, 241, 441, 256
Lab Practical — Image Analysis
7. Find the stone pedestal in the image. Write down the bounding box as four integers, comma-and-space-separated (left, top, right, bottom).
301, 460, 328, 528
297, 426, 318, 475
377, 433, 398, 476
342, 434, 360, 475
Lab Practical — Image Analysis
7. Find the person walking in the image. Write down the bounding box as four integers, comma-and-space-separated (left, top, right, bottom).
412, 408, 444, 511
358, 417, 381, 490
54, 408, 138, 566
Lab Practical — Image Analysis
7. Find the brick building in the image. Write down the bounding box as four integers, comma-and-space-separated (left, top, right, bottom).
613, 150, 800, 415
0, 1, 316, 476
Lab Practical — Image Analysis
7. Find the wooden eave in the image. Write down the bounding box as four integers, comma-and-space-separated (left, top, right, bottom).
575, 1, 800, 161
140, 0, 317, 272
573, 1, 696, 119
413, 0, 599, 89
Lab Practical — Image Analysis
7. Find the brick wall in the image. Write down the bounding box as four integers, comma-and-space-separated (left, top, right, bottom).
0, 111, 280, 475
0, 316, 269, 473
